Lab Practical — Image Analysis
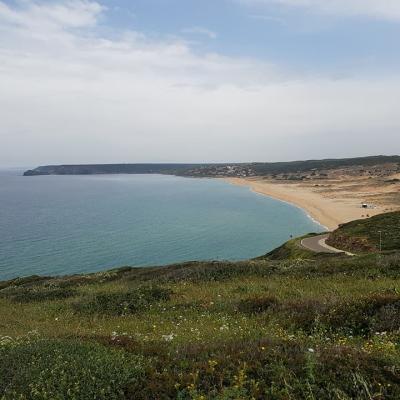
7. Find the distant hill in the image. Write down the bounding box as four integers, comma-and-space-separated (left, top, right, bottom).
23, 155, 400, 177
250, 155, 400, 175
23, 163, 214, 176
326, 211, 400, 253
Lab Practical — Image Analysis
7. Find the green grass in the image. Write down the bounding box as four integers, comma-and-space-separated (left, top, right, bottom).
257, 233, 345, 261
73, 285, 172, 316
0, 339, 145, 399
1, 226, 400, 398
327, 211, 400, 253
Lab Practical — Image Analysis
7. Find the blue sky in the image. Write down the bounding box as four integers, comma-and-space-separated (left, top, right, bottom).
100, 0, 400, 73
1, 0, 400, 165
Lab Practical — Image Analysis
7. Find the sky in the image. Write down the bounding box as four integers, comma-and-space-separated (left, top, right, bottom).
1, 0, 400, 166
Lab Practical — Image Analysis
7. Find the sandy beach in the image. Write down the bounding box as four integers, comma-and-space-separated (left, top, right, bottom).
226, 175, 400, 231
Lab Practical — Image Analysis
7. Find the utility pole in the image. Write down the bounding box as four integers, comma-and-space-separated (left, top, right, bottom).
377, 230, 383, 266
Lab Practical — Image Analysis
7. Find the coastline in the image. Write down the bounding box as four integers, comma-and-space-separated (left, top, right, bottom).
239, 180, 329, 231
225, 177, 386, 231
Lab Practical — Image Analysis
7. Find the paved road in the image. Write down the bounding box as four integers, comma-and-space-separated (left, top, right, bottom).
301, 234, 352, 255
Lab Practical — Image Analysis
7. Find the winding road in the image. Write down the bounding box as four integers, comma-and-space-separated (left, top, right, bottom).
301, 234, 354, 256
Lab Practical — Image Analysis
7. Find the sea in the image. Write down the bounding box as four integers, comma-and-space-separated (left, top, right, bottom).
0, 170, 324, 281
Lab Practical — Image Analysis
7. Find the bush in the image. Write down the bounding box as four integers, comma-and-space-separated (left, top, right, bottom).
371, 302, 400, 332
276, 294, 400, 335
125, 260, 276, 283
0, 286, 78, 303
238, 295, 279, 314
328, 293, 400, 335
120, 338, 400, 400
280, 299, 330, 333
0, 339, 145, 400
73, 285, 172, 316
0, 275, 51, 290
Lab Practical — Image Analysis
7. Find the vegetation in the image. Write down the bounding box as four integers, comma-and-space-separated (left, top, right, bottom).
73, 285, 172, 316
257, 234, 341, 260
1, 213, 400, 398
23, 163, 209, 176
249, 155, 400, 176
327, 211, 400, 253
0, 340, 145, 399
24, 155, 400, 177
0, 285, 78, 303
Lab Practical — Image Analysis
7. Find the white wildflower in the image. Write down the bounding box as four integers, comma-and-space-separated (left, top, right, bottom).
162, 333, 175, 342
0, 336, 13, 346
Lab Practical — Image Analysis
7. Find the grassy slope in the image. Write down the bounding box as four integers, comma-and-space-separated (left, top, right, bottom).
327, 211, 400, 253
257, 234, 345, 261
1, 249, 400, 399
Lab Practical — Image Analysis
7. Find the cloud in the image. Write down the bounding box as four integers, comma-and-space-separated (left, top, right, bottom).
0, 0, 399, 166
0, 0, 104, 30
240, 0, 400, 21
249, 14, 287, 25
181, 26, 217, 39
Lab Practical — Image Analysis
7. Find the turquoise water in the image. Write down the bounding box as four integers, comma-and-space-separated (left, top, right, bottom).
0, 170, 323, 280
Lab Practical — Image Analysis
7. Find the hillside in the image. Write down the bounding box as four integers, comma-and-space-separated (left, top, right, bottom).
23, 163, 211, 176
327, 211, 400, 253
23, 155, 400, 177
1, 223, 400, 399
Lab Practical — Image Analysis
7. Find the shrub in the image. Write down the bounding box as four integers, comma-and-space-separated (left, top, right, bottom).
280, 299, 330, 333
73, 285, 172, 316
0, 275, 51, 290
120, 338, 400, 400
0, 286, 78, 303
328, 293, 400, 335
277, 294, 400, 335
371, 302, 400, 332
0, 339, 145, 400
238, 295, 279, 314
126, 261, 276, 283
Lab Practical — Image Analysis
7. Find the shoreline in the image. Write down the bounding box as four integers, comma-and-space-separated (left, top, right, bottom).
242, 181, 329, 231
224, 177, 386, 231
